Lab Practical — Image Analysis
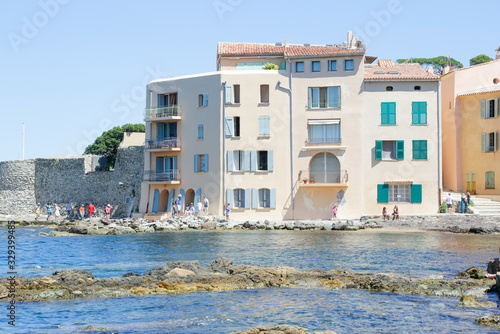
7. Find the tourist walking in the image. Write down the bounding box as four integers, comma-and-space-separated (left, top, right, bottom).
196, 200, 203, 216
446, 193, 454, 213
225, 203, 231, 222
88, 202, 95, 218
203, 196, 209, 215
171, 199, 177, 217
54, 204, 60, 219
79, 204, 85, 220
105, 204, 112, 221
35, 203, 41, 221
331, 204, 338, 219
176, 195, 182, 213
382, 207, 389, 220
461, 194, 467, 214
392, 205, 399, 220
466, 192, 471, 205
46, 203, 52, 221
72, 205, 79, 219
66, 202, 72, 216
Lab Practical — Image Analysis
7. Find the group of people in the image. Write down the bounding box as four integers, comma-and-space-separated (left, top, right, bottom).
382, 205, 399, 220
35, 202, 112, 221
446, 192, 471, 214
171, 195, 210, 217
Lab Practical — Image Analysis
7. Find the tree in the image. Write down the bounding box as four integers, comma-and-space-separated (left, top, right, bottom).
263, 62, 279, 70
470, 54, 493, 66
84, 123, 145, 168
396, 57, 463, 73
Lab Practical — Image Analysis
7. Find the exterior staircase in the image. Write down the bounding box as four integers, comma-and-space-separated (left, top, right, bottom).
442, 192, 500, 215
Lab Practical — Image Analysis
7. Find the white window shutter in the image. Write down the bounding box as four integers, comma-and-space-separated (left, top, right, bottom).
244, 188, 251, 209
481, 133, 486, 152
203, 154, 209, 172
270, 188, 276, 209
194, 155, 199, 172
251, 188, 258, 209
244, 150, 251, 171
267, 150, 273, 171
227, 151, 233, 172
226, 189, 233, 207
495, 99, 499, 118
250, 150, 257, 171
225, 84, 233, 104
481, 100, 486, 119
225, 117, 233, 137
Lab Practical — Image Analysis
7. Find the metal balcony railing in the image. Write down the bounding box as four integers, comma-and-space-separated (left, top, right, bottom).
306, 137, 342, 144
144, 105, 181, 119
145, 138, 181, 150
299, 170, 348, 184
144, 169, 180, 182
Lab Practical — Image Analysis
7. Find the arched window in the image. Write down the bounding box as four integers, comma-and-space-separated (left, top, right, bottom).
309, 153, 341, 183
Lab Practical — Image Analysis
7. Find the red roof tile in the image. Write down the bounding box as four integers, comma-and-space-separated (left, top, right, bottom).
365, 60, 439, 80
218, 42, 365, 58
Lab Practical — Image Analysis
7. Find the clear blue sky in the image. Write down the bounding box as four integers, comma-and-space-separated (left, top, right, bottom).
1, 0, 498, 162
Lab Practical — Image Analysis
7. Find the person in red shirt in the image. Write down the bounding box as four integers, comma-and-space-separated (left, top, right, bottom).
88, 203, 95, 218
105, 204, 112, 221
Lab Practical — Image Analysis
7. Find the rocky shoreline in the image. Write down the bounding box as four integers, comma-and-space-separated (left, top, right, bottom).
1, 213, 500, 236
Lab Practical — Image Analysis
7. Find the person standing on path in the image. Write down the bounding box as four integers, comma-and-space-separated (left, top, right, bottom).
46, 203, 52, 221
88, 203, 95, 218
176, 195, 182, 214
225, 203, 231, 222
105, 204, 112, 221
331, 204, 338, 220
66, 202, 71, 217
79, 204, 85, 220
35, 203, 41, 221
72, 205, 79, 219
466, 192, 471, 206
54, 204, 60, 219
446, 193, 454, 214
461, 194, 467, 214
196, 200, 203, 216
203, 196, 209, 215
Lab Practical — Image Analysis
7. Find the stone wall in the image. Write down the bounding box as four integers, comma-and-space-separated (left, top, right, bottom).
0, 147, 143, 217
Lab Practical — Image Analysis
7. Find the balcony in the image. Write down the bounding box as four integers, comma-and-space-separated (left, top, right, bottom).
303, 137, 346, 151
144, 106, 181, 120
299, 170, 348, 187
144, 170, 180, 183
145, 138, 181, 151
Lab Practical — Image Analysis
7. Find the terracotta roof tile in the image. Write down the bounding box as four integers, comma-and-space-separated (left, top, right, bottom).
218, 42, 364, 58
365, 63, 439, 81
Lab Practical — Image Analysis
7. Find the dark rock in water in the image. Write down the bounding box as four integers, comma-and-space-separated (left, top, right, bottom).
122, 272, 140, 278
148, 260, 206, 277
476, 315, 500, 329
52, 269, 94, 283
68, 226, 88, 234
456, 271, 470, 279
209, 258, 233, 274
459, 295, 497, 308
466, 267, 486, 279
229, 324, 336, 334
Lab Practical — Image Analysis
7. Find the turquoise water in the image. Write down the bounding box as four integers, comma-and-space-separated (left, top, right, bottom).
1, 227, 500, 333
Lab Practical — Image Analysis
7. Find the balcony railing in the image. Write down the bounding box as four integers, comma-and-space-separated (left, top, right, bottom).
306, 137, 342, 144
145, 137, 181, 150
299, 170, 348, 184
144, 105, 181, 119
144, 169, 180, 182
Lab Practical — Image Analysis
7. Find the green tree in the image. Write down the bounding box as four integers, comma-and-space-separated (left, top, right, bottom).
470, 54, 493, 66
263, 62, 279, 70
396, 56, 463, 73
84, 123, 145, 168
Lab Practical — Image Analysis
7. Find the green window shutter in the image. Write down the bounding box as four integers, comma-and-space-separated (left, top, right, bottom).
381, 103, 389, 124
481, 100, 486, 119
397, 140, 404, 160
421, 140, 427, 159
375, 140, 383, 160
410, 184, 422, 203
420, 102, 427, 124
388, 102, 396, 124
280, 62, 286, 70
377, 184, 389, 203
412, 102, 419, 124
412, 140, 419, 159
481, 133, 486, 152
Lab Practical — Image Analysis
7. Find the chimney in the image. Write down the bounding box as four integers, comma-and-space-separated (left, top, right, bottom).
496, 46, 500, 60
347, 31, 353, 48
427, 65, 434, 74
284, 40, 290, 48
442, 65, 450, 75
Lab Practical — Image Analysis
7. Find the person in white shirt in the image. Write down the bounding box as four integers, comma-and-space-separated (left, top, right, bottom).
203, 196, 209, 215
196, 200, 203, 216
446, 193, 454, 214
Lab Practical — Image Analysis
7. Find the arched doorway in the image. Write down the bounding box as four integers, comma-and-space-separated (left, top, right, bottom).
309, 153, 340, 183
185, 189, 195, 210
159, 189, 169, 212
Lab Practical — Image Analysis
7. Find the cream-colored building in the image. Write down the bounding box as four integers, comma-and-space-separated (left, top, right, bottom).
441, 56, 500, 195
139, 33, 441, 219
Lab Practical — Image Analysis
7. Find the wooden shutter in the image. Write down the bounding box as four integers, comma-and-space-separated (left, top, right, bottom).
225, 117, 233, 137
410, 184, 422, 203
481, 133, 486, 152
202, 94, 208, 107
375, 141, 382, 160
377, 184, 389, 203
167, 190, 174, 212
270, 188, 276, 209
226, 189, 233, 207
244, 189, 251, 209
388, 102, 396, 124
481, 100, 486, 119
156, 157, 164, 173
203, 154, 209, 172
251, 188, 258, 209
412, 102, 419, 124
267, 151, 273, 171
152, 189, 160, 212
227, 151, 233, 172
381, 102, 388, 124
495, 99, 499, 118
225, 84, 232, 104
180, 189, 185, 210
250, 150, 257, 171
157, 123, 165, 139
494, 133, 498, 152
420, 102, 427, 124
397, 140, 404, 160
194, 155, 199, 172
198, 125, 203, 140
421, 140, 427, 159
244, 150, 251, 171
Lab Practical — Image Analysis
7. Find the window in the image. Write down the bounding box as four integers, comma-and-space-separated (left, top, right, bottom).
259, 188, 270, 208
197, 125, 204, 140
481, 99, 499, 119
296, 61, 304, 72
157, 122, 177, 139
386, 86, 393, 91
375, 140, 404, 160
308, 120, 341, 143
233, 189, 245, 208
328, 60, 337, 71
482, 132, 497, 152
412, 140, 427, 160
412, 102, 427, 125
260, 85, 269, 103
312, 61, 321, 72
308, 87, 341, 109
194, 154, 208, 172
158, 93, 177, 107
233, 150, 245, 171
486, 171, 495, 189
381, 102, 396, 125
258, 151, 268, 171
198, 94, 208, 107
414, 86, 421, 91
233, 116, 240, 136
377, 184, 422, 203
259, 116, 270, 137
234, 84, 240, 104
344, 59, 354, 71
